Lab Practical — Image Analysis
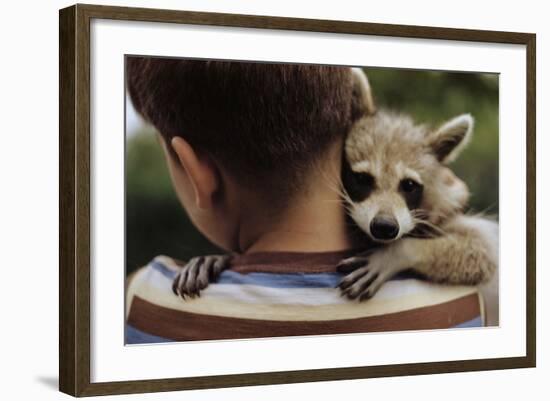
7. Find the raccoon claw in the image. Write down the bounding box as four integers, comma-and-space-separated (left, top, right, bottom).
337, 259, 392, 301
336, 256, 370, 274
172, 254, 231, 300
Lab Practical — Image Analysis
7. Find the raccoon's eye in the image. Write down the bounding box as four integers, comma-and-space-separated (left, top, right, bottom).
400, 178, 421, 193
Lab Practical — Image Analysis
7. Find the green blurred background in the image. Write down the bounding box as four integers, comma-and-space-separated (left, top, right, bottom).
125, 67, 499, 275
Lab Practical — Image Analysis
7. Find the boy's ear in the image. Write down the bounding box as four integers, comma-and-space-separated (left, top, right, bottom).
350, 68, 376, 120
171, 136, 220, 209
428, 114, 474, 164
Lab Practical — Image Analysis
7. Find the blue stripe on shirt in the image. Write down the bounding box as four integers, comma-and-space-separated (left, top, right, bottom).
151, 261, 343, 288
126, 324, 172, 344
218, 270, 342, 288
150, 261, 342, 288
151, 261, 178, 279
151, 260, 427, 289
453, 316, 483, 328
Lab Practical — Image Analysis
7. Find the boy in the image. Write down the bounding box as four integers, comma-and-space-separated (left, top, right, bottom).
125, 58, 486, 343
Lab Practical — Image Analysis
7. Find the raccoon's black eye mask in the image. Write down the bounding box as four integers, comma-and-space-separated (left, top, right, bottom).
399, 178, 423, 209
341, 158, 375, 202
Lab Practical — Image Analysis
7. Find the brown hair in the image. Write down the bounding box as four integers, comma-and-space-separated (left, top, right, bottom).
126, 57, 355, 197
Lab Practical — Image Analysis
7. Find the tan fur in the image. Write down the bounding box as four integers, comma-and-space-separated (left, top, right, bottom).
340, 97, 497, 300
345, 110, 470, 231
379, 215, 498, 285
339, 215, 498, 300
350, 68, 377, 118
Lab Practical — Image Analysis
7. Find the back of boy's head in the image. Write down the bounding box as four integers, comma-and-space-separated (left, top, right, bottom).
126, 57, 356, 200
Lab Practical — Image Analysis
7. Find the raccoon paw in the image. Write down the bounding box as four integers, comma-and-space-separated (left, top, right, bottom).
172, 254, 231, 300
337, 256, 395, 301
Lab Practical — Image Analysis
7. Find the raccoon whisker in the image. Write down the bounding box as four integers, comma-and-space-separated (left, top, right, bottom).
317, 162, 346, 196
418, 225, 446, 238
339, 190, 354, 209
323, 177, 352, 205
342, 197, 353, 212
407, 231, 440, 239
338, 188, 352, 201
321, 198, 347, 204
409, 230, 443, 240
344, 205, 355, 216
411, 208, 443, 218
412, 217, 447, 236
411, 209, 433, 217
411, 209, 451, 222
328, 183, 347, 199
464, 204, 498, 220
316, 166, 360, 220
413, 216, 445, 229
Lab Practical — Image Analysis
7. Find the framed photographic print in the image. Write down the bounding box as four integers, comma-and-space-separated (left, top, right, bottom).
59, 3, 536, 397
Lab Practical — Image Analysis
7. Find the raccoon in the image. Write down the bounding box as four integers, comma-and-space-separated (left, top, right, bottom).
337, 69, 498, 301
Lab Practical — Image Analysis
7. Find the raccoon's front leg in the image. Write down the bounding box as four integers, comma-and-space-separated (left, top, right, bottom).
172, 254, 232, 299
402, 215, 498, 285
337, 216, 498, 301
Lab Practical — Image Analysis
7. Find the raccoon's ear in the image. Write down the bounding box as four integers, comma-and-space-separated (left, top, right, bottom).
350, 68, 376, 120
428, 114, 474, 164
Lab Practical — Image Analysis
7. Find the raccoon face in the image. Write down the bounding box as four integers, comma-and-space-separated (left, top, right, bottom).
342, 111, 473, 243
342, 156, 422, 242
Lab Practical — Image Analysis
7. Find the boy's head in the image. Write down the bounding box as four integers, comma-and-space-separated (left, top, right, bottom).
126, 58, 357, 251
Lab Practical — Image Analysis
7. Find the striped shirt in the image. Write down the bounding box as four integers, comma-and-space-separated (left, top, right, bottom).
126, 250, 485, 344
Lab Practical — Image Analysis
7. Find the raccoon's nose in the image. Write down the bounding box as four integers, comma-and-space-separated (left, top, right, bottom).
370, 216, 399, 240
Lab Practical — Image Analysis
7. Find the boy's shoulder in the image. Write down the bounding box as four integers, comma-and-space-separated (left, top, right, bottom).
126, 255, 182, 286
126, 253, 486, 344
125, 255, 183, 314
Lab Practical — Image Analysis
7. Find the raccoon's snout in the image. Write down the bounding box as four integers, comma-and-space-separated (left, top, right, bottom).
370, 215, 399, 241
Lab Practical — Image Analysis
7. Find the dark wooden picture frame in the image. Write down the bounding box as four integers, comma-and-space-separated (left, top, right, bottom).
59, 3, 536, 397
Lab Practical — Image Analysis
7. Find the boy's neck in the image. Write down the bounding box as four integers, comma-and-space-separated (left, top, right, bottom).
238, 145, 359, 254
241, 202, 356, 254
